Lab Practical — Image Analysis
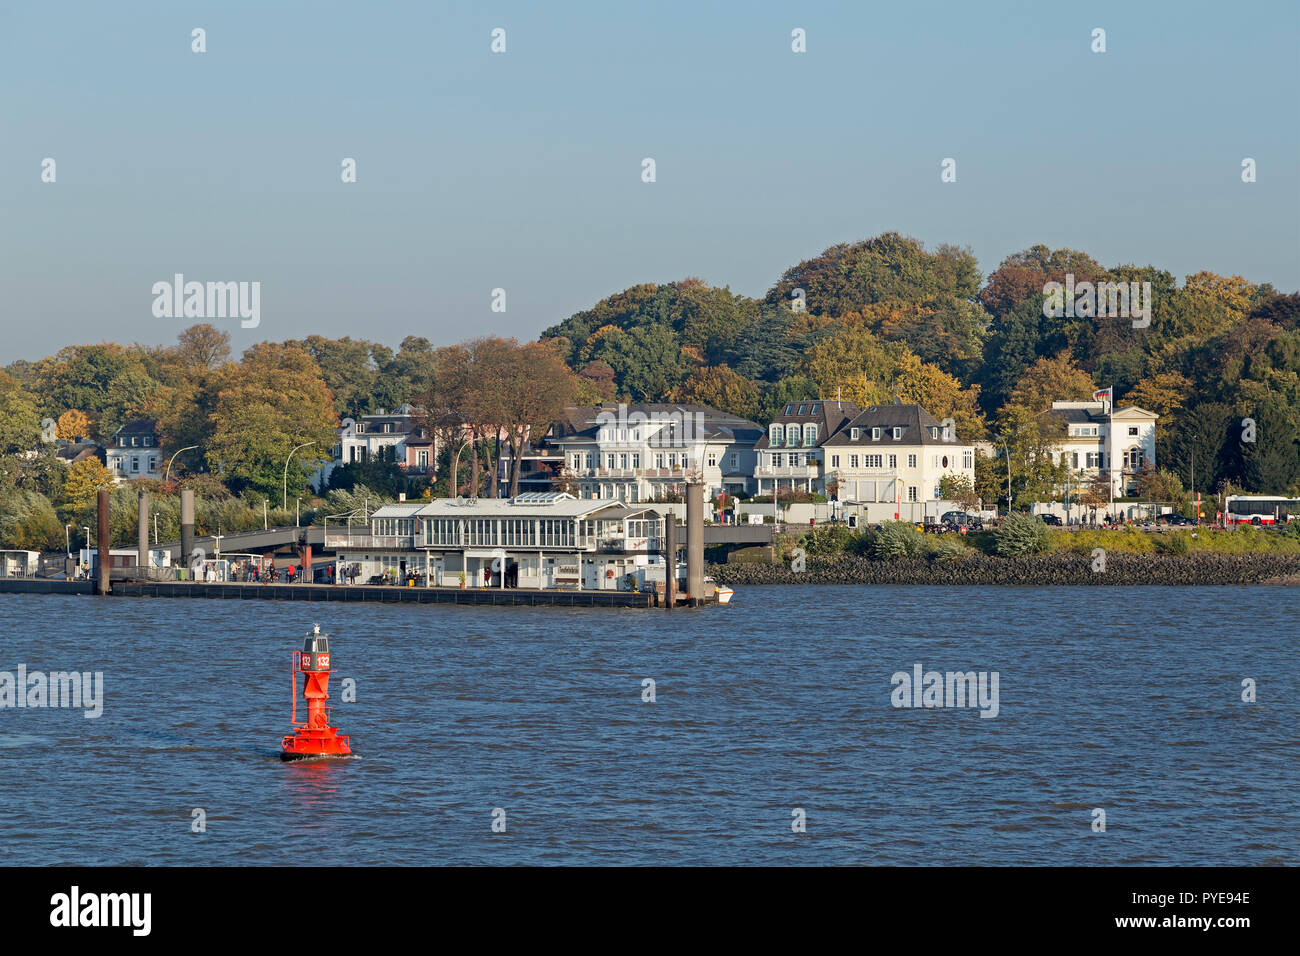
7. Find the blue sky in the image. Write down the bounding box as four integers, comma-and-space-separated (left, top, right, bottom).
2, 0, 1296, 363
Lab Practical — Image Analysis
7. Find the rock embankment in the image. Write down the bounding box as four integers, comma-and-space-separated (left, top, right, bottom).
708, 553, 1300, 586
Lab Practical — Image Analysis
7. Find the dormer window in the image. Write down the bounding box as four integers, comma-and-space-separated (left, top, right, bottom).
804, 424, 817, 445
894, 427, 903, 441
797, 404, 806, 415
769, 424, 783, 447
356, 423, 366, 434
871, 427, 881, 441
785, 405, 794, 415
850, 428, 860, 440
811, 404, 820, 414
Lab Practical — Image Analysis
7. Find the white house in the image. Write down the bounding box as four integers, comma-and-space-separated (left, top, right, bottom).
820, 403, 976, 522
1044, 398, 1157, 497
753, 399, 860, 496
544, 403, 764, 502
313, 404, 437, 488
105, 420, 161, 482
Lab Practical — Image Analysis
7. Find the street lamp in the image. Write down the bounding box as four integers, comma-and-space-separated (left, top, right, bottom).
995, 435, 1012, 517
165, 445, 199, 483
296, 498, 302, 528
65, 524, 71, 559
283, 441, 317, 510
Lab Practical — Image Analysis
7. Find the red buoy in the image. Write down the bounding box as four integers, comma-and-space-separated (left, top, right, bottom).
280, 625, 353, 761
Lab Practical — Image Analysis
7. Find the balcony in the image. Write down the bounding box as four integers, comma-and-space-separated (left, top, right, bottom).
754, 464, 820, 477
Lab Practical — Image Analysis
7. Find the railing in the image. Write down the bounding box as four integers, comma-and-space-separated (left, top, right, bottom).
323, 533, 414, 549
754, 465, 819, 477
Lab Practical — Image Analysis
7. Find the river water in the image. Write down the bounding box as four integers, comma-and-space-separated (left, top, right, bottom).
0, 587, 1294, 865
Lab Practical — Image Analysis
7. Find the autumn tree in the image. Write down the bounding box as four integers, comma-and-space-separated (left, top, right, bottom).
204, 344, 338, 498
56, 409, 94, 442
64, 456, 115, 510
671, 365, 761, 421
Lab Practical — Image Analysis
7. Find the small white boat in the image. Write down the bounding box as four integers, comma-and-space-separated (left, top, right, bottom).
703, 575, 734, 604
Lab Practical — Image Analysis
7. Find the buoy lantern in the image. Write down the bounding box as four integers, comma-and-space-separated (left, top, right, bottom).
280, 624, 353, 760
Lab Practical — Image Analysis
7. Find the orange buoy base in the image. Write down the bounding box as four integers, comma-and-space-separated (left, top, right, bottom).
280, 727, 352, 761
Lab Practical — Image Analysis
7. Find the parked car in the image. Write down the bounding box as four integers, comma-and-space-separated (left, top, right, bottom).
1157, 513, 1194, 526
939, 511, 983, 531
1038, 513, 1063, 526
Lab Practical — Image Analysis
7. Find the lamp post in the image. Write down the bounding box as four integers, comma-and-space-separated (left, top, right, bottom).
996, 435, 1012, 517
164, 445, 199, 484
296, 498, 302, 528
65, 524, 71, 559
283, 441, 317, 510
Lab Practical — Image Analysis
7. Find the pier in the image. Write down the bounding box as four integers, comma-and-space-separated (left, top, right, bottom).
0, 578, 660, 607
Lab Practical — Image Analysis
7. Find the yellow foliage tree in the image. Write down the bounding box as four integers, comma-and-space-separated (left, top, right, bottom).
56, 409, 94, 442
64, 457, 115, 510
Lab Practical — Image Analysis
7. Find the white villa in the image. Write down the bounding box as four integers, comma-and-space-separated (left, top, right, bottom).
106, 420, 162, 482
545, 404, 763, 502
821, 403, 976, 522
329, 492, 665, 591
1044, 399, 1157, 496
753, 399, 860, 496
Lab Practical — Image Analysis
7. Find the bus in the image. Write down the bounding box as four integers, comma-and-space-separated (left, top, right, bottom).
1224, 495, 1299, 526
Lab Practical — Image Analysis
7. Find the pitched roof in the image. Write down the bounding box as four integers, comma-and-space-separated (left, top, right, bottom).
549, 403, 764, 444
754, 399, 860, 449
822, 403, 965, 446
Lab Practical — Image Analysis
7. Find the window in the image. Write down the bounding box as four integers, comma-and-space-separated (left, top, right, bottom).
707, 454, 716, 467
383, 423, 392, 433
606, 454, 615, 469
148, 457, 158, 472
1072, 452, 1079, 469
585, 453, 595, 469
804, 424, 817, 445
941, 456, 949, 468
769, 424, 783, 447
908, 486, 918, 502
865, 454, 882, 468
850, 455, 859, 468
907, 454, 917, 468
1128, 426, 1139, 436
1085, 453, 1099, 469
888, 454, 897, 468
831, 455, 840, 468
893, 427, 903, 440
798, 404, 806, 415
871, 428, 881, 441
728, 453, 737, 469
131, 458, 140, 472
963, 451, 973, 469
632, 453, 641, 468
811, 404, 820, 414
786, 427, 800, 447
655, 454, 664, 469
774, 454, 783, 467
785, 405, 794, 415
850, 428, 860, 440
417, 450, 429, 467
619, 454, 628, 469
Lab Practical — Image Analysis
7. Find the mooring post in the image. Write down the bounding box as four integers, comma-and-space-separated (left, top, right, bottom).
664, 515, 676, 610
137, 491, 150, 572
686, 482, 705, 606
180, 488, 195, 575
97, 489, 110, 596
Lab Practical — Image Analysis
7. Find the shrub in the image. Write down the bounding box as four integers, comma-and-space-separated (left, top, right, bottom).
1156, 532, 1191, 555
803, 524, 857, 555
928, 534, 974, 561
994, 513, 1050, 556
869, 521, 927, 559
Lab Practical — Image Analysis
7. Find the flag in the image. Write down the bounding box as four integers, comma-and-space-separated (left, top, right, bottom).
1093, 387, 1112, 404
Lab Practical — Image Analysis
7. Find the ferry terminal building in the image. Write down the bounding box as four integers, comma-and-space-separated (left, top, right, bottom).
330, 493, 666, 590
